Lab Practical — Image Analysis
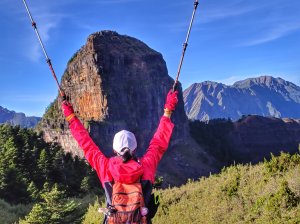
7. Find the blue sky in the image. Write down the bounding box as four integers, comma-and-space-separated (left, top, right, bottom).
0, 0, 300, 116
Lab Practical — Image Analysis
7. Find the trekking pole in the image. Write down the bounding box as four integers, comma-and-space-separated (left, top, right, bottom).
172, 0, 199, 92
22, 0, 65, 99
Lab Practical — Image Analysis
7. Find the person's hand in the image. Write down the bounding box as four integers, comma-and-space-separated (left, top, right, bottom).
164, 89, 178, 111
61, 100, 75, 122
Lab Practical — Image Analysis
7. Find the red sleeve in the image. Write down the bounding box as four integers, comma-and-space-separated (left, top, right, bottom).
68, 117, 108, 183
141, 116, 174, 183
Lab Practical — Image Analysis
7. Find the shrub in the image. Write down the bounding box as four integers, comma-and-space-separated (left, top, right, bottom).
152, 152, 300, 224
82, 198, 105, 224
264, 152, 300, 175
0, 199, 31, 224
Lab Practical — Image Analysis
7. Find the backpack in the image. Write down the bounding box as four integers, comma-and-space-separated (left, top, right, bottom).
107, 181, 147, 224
99, 157, 148, 224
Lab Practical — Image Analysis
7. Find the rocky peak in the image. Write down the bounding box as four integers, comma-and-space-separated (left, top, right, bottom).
59, 30, 188, 153
184, 76, 300, 121
40, 31, 217, 185
234, 76, 300, 103
233, 76, 280, 87
234, 76, 300, 92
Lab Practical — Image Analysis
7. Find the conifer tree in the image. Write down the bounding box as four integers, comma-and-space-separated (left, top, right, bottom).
37, 149, 51, 182
20, 184, 82, 224
27, 181, 40, 201
0, 124, 98, 204
0, 136, 29, 203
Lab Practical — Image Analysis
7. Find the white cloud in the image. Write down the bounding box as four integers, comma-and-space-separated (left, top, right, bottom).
27, 19, 60, 62
200, 3, 262, 24
241, 22, 300, 46
20, 2, 70, 62
163, 1, 265, 34
194, 1, 300, 46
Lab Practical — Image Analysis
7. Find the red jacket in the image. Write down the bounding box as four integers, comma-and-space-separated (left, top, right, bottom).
68, 115, 174, 210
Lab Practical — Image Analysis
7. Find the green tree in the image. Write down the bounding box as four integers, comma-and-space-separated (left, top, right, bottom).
20, 184, 82, 224
0, 124, 99, 204
80, 176, 90, 194
0, 136, 29, 203
37, 149, 52, 182
27, 181, 40, 201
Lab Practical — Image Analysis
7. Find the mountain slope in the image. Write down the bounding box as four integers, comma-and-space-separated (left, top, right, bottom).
153, 152, 300, 223
189, 115, 300, 166
184, 76, 300, 121
0, 106, 41, 128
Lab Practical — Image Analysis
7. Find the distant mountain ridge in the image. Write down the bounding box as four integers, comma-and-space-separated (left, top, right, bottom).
183, 76, 300, 121
0, 106, 41, 128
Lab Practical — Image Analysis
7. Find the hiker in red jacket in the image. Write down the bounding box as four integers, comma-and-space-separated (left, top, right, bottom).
61, 89, 178, 223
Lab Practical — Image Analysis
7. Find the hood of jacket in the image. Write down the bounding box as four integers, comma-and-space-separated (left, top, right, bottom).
109, 156, 144, 183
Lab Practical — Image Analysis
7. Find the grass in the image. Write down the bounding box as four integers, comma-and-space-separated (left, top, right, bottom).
152, 152, 300, 224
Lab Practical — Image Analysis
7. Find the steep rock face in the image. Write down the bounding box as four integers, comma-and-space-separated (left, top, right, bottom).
228, 115, 300, 163
184, 76, 300, 121
40, 31, 218, 185
0, 106, 41, 128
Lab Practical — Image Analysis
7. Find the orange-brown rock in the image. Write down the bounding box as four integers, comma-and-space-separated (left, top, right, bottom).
39, 31, 218, 186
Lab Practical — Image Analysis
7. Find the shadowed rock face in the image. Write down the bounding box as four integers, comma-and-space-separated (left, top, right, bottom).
189, 115, 300, 167
40, 31, 218, 186
184, 76, 300, 121
229, 115, 300, 163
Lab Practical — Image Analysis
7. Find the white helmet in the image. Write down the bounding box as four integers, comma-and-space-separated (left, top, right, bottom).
113, 130, 137, 155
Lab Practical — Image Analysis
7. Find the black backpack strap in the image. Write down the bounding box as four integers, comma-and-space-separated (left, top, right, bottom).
147, 193, 160, 220
102, 215, 107, 224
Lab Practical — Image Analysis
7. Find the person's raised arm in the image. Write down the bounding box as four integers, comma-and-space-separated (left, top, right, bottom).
141, 89, 178, 182
61, 100, 108, 173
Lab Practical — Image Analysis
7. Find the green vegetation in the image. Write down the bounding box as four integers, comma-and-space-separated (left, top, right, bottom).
0, 199, 31, 224
20, 184, 82, 224
37, 100, 64, 131
152, 152, 300, 224
82, 199, 105, 224
68, 49, 80, 64
0, 124, 102, 223
43, 101, 60, 122
1, 124, 299, 223
81, 153, 300, 224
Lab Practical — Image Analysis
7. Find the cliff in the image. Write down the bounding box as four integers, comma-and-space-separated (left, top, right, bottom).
39, 31, 218, 186
184, 76, 300, 121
